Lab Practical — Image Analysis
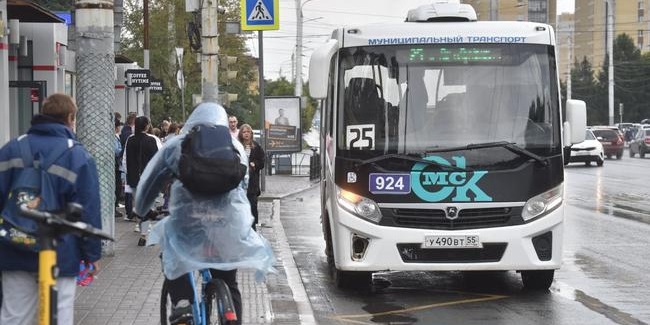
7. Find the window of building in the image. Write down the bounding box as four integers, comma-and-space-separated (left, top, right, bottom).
65, 72, 75, 97
639, 1, 645, 22
639, 2, 645, 22
638, 30, 644, 50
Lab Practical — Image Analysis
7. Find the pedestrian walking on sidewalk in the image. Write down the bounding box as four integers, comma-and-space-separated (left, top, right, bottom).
114, 116, 124, 219
0, 93, 103, 325
120, 112, 137, 218
124, 116, 160, 244
134, 102, 275, 325
238, 123, 265, 230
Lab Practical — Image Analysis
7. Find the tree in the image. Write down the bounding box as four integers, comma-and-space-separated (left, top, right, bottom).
120, 0, 261, 126
596, 34, 646, 124
265, 77, 293, 96
638, 52, 650, 122
571, 56, 602, 124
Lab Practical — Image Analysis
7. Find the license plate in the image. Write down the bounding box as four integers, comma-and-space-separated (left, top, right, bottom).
422, 235, 482, 248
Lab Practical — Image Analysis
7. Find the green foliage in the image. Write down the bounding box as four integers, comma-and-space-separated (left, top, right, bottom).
301, 82, 318, 134
265, 77, 294, 96
572, 33, 649, 125
120, 0, 260, 127
571, 56, 601, 124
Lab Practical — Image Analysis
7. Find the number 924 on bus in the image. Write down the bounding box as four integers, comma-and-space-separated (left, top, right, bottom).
369, 173, 411, 194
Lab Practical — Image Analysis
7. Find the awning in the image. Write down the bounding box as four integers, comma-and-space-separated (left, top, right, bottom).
7, 0, 66, 23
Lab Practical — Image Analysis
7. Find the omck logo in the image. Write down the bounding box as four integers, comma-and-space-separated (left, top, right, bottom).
410, 156, 493, 202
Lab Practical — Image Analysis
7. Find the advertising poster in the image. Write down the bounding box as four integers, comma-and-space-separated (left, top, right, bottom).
265, 96, 301, 153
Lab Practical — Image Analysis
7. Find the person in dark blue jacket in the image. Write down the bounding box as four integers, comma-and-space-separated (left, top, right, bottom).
0, 93, 102, 325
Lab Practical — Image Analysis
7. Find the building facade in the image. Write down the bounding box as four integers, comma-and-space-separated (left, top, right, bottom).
574, 0, 650, 74
464, 0, 557, 26
0, 0, 141, 145
557, 12, 574, 92
1, 0, 74, 144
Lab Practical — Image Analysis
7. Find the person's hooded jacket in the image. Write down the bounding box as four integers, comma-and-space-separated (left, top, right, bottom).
0, 115, 102, 277
135, 102, 275, 280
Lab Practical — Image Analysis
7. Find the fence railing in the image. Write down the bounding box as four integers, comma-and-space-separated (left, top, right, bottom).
269, 149, 320, 181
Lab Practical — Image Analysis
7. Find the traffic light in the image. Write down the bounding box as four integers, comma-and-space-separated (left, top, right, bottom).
218, 92, 238, 106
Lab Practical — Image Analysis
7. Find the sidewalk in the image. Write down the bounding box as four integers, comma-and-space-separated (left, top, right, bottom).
73, 174, 316, 325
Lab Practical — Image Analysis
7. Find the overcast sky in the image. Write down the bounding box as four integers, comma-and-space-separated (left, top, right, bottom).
247, 0, 576, 82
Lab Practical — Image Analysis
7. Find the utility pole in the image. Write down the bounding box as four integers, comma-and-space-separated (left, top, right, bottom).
0, 0, 9, 144
143, 0, 150, 118
75, 0, 116, 255
201, 0, 219, 102
489, 0, 498, 20
295, 0, 302, 97
606, 0, 615, 126
567, 36, 572, 100
295, 0, 313, 97
291, 51, 295, 84
259, 31, 266, 191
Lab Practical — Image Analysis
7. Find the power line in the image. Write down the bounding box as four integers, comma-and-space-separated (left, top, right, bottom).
248, 34, 330, 39
284, 5, 401, 19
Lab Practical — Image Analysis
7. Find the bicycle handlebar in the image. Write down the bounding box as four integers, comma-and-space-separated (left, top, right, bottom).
19, 204, 114, 241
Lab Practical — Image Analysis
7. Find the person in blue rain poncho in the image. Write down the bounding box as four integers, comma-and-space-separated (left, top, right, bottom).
134, 102, 275, 325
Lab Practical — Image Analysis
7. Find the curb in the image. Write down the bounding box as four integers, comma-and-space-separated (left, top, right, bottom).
259, 181, 319, 201
270, 199, 317, 324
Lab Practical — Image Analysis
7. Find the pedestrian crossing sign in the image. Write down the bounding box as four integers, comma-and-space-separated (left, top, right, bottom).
241, 0, 279, 31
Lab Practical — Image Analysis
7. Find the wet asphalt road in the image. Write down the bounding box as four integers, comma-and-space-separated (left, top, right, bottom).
279, 150, 650, 325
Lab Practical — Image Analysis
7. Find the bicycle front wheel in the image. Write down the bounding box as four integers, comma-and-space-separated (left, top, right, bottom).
205, 278, 238, 325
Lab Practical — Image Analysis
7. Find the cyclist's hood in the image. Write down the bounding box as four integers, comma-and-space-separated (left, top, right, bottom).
181, 102, 228, 134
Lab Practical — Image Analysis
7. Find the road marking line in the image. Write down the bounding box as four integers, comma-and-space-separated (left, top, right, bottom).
330, 293, 508, 323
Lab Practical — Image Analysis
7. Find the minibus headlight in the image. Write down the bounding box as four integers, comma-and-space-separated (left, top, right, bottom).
337, 188, 382, 223
522, 184, 563, 222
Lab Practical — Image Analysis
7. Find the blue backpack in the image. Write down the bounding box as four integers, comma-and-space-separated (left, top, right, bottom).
0, 136, 77, 251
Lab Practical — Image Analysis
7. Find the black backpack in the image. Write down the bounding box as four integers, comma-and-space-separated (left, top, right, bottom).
177, 123, 246, 195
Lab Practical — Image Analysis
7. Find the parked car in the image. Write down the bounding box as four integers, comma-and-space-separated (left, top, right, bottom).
591, 127, 624, 159
629, 128, 650, 158
615, 122, 635, 131
566, 129, 604, 166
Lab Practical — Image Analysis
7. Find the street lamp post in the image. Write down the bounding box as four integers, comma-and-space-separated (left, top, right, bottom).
605, 0, 615, 126
567, 36, 572, 100
143, 0, 150, 118
295, 0, 315, 97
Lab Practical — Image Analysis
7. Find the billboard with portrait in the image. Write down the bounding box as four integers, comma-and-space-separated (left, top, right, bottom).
265, 96, 301, 153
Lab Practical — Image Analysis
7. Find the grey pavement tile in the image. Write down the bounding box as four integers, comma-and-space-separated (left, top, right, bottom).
74, 175, 314, 324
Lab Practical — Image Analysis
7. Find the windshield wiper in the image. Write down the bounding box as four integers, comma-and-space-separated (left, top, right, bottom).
353, 154, 467, 172
427, 141, 549, 167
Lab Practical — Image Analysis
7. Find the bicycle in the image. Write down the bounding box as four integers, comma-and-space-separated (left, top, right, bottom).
160, 269, 238, 325
18, 203, 114, 325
